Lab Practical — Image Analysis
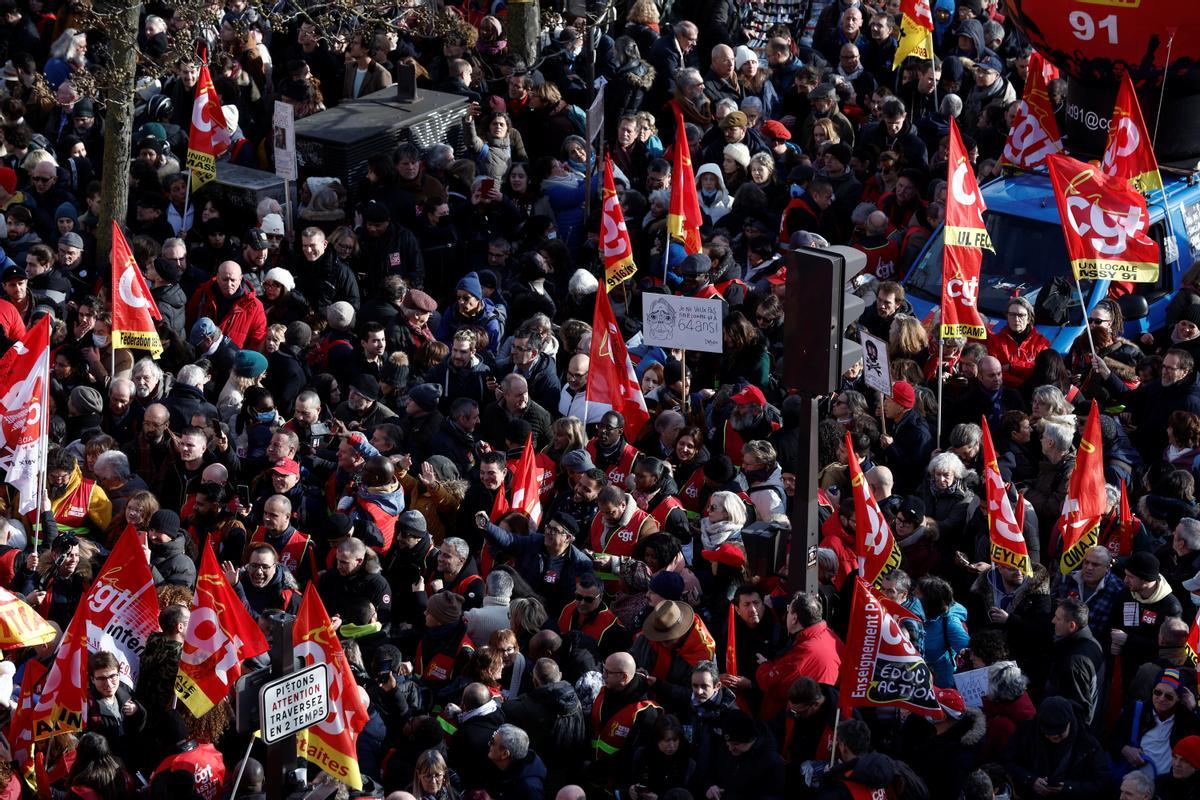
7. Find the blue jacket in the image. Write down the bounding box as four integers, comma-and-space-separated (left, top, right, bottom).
923, 602, 970, 688
481, 520, 594, 611
435, 297, 505, 353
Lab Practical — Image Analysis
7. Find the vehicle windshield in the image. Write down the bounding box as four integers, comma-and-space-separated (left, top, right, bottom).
905, 211, 1086, 321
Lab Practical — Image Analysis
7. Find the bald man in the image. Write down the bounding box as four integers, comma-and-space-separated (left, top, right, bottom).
248, 494, 316, 583
556, 787, 587, 800
448, 682, 505, 788
948, 353, 1024, 432
232, 757, 264, 798
123, 403, 173, 490
561, 353, 604, 424
186, 260, 267, 349
590, 653, 659, 766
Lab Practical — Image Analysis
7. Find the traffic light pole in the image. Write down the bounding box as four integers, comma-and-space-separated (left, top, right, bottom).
788, 394, 821, 595
782, 246, 869, 595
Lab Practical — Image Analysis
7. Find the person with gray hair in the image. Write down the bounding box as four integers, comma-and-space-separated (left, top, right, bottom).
485, 723, 546, 798
465, 568, 515, 645
481, 370, 553, 450
92, 450, 147, 520
1027, 420, 1076, 531
940, 92, 963, 119
105, 377, 138, 442
1053, 544, 1123, 638
161, 361, 219, 432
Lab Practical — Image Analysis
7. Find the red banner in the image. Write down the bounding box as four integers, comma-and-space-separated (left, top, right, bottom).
838, 577, 942, 718
294, 585, 369, 790
602, 155, 637, 291
186, 64, 230, 190
1102, 73, 1164, 195
175, 542, 268, 716
981, 419, 1032, 575
1115, 480, 1135, 558
845, 432, 901, 584
1046, 152, 1161, 283
508, 432, 544, 526
8, 660, 47, 768
0, 315, 49, 514
1001, 51, 1063, 170
111, 222, 163, 358
32, 527, 160, 739
941, 118, 989, 339
1058, 401, 1107, 574
586, 288, 650, 440
668, 103, 703, 255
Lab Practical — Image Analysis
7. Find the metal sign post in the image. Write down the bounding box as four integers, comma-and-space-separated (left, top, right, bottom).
263, 610, 299, 799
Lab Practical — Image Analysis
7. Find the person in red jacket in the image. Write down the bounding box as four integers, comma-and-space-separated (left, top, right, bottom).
986, 296, 1050, 389
755, 593, 843, 720
185, 261, 267, 350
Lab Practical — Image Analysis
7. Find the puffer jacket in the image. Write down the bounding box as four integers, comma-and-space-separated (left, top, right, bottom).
150, 535, 196, 588
923, 602, 970, 687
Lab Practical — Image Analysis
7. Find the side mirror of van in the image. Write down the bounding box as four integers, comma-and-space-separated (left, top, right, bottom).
1117, 294, 1149, 321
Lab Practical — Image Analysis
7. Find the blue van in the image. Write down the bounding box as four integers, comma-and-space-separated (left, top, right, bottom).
900, 171, 1200, 350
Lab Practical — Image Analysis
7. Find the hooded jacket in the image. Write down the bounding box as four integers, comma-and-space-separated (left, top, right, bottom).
352, 482, 406, 557
695, 163, 733, 226
900, 707, 987, 798
233, 560, 301, 619
151, 534, 196, 588
1004, 713, 1111, 798
502, 680, 587, 769
151, 282, 188, 341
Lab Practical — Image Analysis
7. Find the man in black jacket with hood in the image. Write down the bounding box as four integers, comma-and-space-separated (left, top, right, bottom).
147, 254, 188, 342
356, 200, 426, 292
1046, 598, 1105, 728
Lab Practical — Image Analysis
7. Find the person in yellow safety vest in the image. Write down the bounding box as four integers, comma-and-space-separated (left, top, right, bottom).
588, 652, 660, 780
46, 447, 112, 539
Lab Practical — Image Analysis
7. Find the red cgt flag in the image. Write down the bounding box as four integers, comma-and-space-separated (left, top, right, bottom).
1046, 152, 1161, 284
175, 542, 269, 716
186, 63, 230, 190
586, 288, 650, 440
1057, 401, 1107, 574
981, 418, 1032, 575
838, 577, 943, 718
941, 118, 989, 340
667, 103, 703, 254
0, 315, 50, 514
1001, 50, 1063, 171
111, 222, 163, 358
1102, 73, 1164, 195
294, 585, 370, 790
845, 432, 901, 584
1116, 479, 1135, 557
31, 526, 160, 740
508, 432, 544, 526
602, 154, 637, 291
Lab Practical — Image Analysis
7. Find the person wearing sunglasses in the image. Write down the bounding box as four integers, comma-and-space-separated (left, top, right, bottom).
1112, 667, 1200, 780
556, 572, 629, 656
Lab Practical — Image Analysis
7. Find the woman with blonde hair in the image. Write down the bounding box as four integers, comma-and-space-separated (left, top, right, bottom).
409, 748, 458, 800
889, 314, 930, 367
546, 416, 586, 463
811, 117, 840, 150
508, 596, 548, 650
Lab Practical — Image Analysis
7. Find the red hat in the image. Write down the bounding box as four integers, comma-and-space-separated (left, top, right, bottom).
935, 688, 965, 719
702, 542, 748, 568
1175, 736, 1200, 769
0, 166, 15, 195
270, 458, 300, 476
891, 381, 916, 410
767, 267, 788, 286
761, 120, 792, 142
731, 385, 767, 407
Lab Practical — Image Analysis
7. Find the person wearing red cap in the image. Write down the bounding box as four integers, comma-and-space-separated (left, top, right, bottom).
717, 384, 781, 467
898, 687, 986, 799
878, 379, 933, 496
1160, 734, 1200, 797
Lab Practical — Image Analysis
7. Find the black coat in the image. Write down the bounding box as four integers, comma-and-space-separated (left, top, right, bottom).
449, 705, 505, 791
162, 382, 219, 432
1004, 715, 1112, 798
1045, 627, 1105, 727
299, 250, 361, 312
883, 410, 934, 496
265, 346, 311, 416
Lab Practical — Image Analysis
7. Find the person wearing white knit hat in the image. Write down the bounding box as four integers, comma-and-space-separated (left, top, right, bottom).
263, 267, 295, 293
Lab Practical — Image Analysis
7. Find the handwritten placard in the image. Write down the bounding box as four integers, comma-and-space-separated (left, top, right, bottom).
642, 294, 724, 353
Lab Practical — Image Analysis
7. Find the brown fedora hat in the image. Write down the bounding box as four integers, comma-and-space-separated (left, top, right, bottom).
642, 599, 695, 642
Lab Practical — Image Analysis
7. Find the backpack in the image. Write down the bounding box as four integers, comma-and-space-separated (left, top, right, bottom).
1034, 276, 1075, 326
308, 333, 353, 372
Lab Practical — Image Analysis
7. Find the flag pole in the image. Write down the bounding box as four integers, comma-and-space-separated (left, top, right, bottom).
828, 706, 842, 768
1151, 28, 1177, 150
1073, 273, 1098, 359
936, 337, 944, 447
181, 170, 192, 237
662, 237, 671, 285
680, 349, 689, 415
226, 737, 256, 800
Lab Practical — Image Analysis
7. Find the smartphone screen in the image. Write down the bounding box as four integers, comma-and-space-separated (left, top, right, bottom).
237, 484, 251, 507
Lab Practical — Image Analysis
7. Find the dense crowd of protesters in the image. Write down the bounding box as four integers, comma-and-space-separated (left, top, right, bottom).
0, 0, 1194, 800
